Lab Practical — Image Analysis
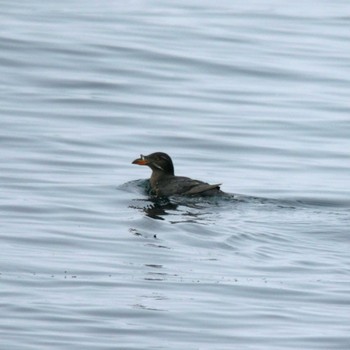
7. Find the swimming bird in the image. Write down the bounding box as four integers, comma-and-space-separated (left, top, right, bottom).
132, 152, 224, 197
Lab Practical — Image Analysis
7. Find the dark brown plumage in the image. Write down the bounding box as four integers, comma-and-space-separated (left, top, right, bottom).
132, 152, 224, 197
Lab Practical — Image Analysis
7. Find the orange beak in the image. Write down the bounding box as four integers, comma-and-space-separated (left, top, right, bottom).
132, 155, 149, 166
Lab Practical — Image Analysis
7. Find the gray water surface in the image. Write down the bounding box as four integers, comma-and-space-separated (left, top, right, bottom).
1, 1, 350, 349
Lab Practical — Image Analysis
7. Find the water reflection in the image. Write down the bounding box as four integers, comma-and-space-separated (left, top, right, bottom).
123, 179, 310, 223
132, 198, 178, 221
129, 196, 221, 224
124, 179, 235, 223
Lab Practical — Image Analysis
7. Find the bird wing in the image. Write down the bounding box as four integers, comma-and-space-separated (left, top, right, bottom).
157, 176, 221, 196
184, 183, 221, 195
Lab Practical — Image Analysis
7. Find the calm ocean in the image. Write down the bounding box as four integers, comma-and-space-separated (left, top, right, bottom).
1, 1, 350, 349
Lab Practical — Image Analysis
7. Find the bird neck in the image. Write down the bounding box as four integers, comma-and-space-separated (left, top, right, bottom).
150, 169, 172, 188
